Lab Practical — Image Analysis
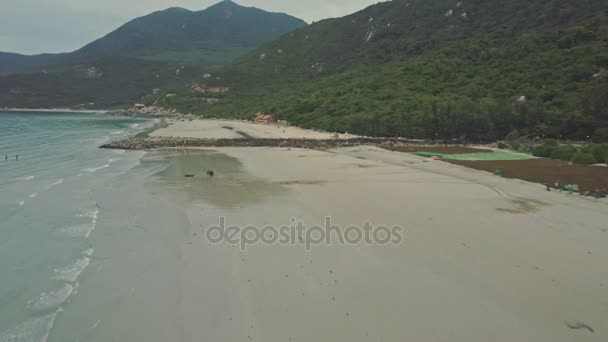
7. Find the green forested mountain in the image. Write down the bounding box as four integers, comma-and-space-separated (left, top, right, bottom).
0, 53, 69, 75
0, 0, 306, 108
72, 1, 307, 67
159, 0, 608, 141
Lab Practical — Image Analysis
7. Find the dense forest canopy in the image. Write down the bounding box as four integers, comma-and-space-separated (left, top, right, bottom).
156, 0, 608, 142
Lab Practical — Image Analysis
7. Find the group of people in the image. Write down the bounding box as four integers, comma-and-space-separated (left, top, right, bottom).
5, 154, 18, 160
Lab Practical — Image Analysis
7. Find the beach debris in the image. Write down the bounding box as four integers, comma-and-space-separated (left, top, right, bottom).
565, 321, 594, 333
184, 174, 195, 178
494, 169, 502, 176
584, 186, 607, 199
563, 184, 580, 193
206, 170, 215, 177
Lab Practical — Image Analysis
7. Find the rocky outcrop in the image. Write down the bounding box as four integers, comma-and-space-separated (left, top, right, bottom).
109, 106, 195, 119
100, 137, 431, 150
191, 85, 230, 94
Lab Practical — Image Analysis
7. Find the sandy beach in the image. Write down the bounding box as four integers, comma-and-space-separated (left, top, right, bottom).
84, 118, 608, 341
5, 114, 606, 342
163, 143, 608, 342
151, 119, 358, 140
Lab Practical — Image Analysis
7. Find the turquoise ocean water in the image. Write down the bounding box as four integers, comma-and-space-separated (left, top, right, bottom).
0, 112, 193, 341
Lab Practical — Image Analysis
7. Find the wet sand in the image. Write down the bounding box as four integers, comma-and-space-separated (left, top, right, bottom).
175, 146, 608, 342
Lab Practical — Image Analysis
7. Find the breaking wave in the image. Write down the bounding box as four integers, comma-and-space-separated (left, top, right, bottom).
46, 179, 64, 190
0, 310, 60, 342
82, 159, 114, 173
27, 283, 74, 313
16, 176, 35, 181
54, 256, 91, 283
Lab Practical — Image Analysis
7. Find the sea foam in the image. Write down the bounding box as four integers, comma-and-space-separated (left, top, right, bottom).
27, 283, 74, 313
46, 179, 64, 190
16, 176, 35, 181
59, 206, 99, 238
20, 180, 64, 206
0, 310, 59, 342
58, 223, 95, 238
54, 257, 91, 283
82, 159, 114, 173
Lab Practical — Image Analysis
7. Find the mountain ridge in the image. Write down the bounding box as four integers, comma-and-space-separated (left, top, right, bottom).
1, 0, 306, 73
157, 0, 608, 141
0, 0, 307, 108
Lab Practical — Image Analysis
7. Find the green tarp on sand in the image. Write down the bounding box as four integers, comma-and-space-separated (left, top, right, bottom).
444, 151, 533, 161
413, 152, 445, 158
413, 151, 533, 161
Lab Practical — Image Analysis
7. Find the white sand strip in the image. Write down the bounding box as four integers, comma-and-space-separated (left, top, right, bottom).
150, 119, 357, 140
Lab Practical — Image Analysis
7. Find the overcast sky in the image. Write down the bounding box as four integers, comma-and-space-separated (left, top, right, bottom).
0, 0, 381, 55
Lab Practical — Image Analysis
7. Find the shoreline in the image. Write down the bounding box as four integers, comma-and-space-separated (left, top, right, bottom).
3, 112, 605, 341
101, 117, 461, 150
105, 118, 607, 199
0, 108, 110, 114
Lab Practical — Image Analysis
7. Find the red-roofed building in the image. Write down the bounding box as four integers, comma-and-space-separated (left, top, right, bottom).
253, 112, 276, 124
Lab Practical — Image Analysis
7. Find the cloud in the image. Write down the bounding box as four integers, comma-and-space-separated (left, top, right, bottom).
0, 0, 381, 54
